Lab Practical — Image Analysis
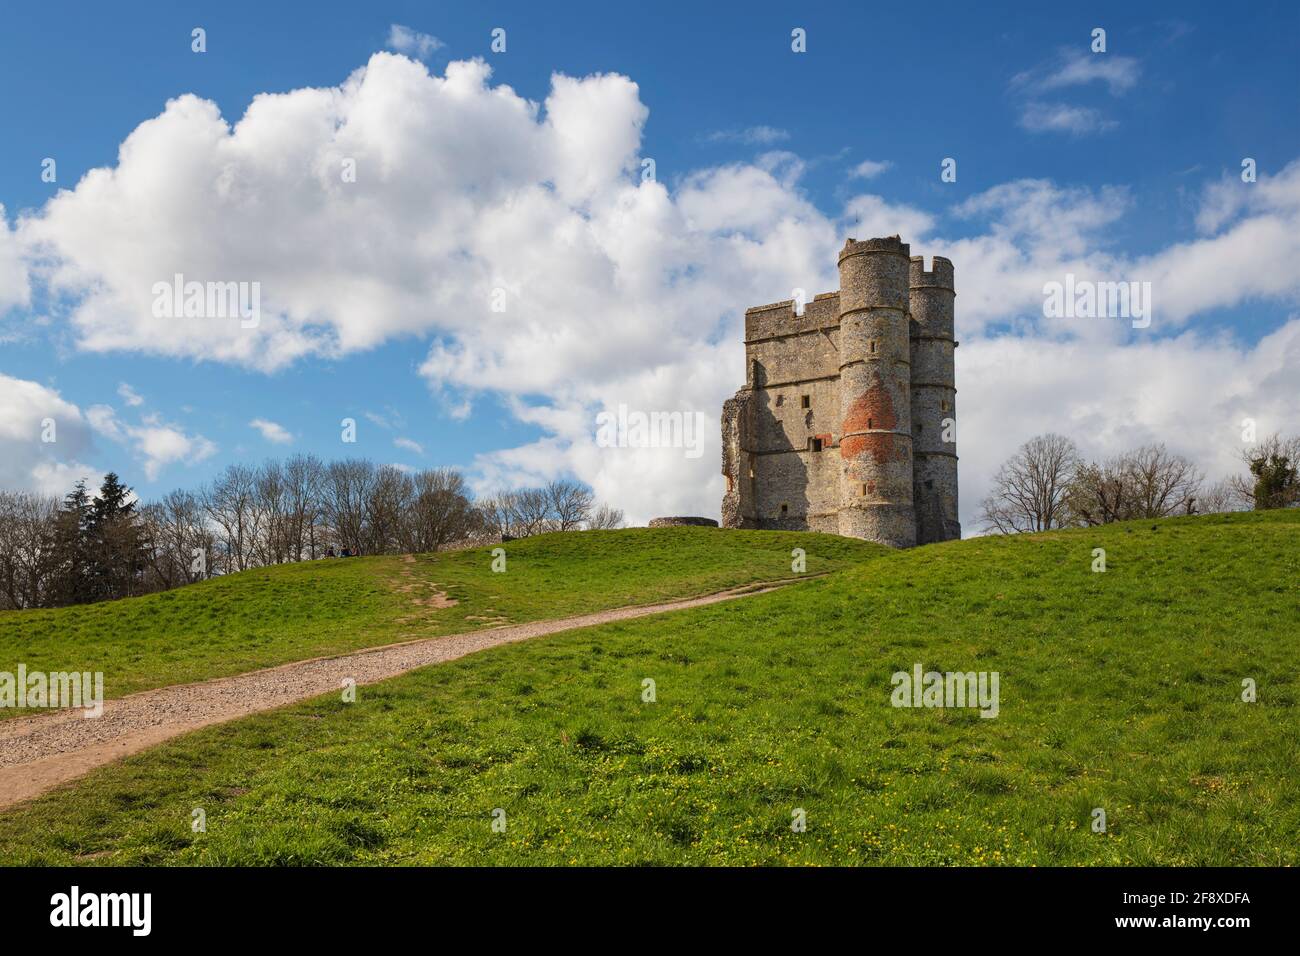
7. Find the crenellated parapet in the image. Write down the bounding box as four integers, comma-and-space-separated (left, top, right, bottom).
744, 292, 841, 344
908, 254, 954, 292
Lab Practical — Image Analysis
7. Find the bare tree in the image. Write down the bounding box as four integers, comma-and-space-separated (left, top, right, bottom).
512, 488, 554, 537
1196, 478, 1245, 515
282, 453, 326, 560
0, 491, 58, 609
1125, 443, 1203, 518
140, 489, 213, 589
322, 459, 374, 554
476, 487, 556, 539
253, 459, 290, 566
1068, 443, 1202, 525
546, 479, 595, 531
202, 464, 262, 573
587, 502, 625, 530
475, 492, 517, 540
404, 468, 480, 552
979, 434, 1080, 534
365, 465, 413, 555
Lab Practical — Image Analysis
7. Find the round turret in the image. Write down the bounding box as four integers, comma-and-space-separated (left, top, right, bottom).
908, 255, 960, 543
836, 236, 916, 548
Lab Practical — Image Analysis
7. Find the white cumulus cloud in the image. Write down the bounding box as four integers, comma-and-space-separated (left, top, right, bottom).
249, 418, 293, 444
10, 54, 1300, 530
849, 159, 892, 180
1011, 49, 1139, 136
386, 25, 444, 59
117, 382, 145, 407
0, 374, 100, 495
1018, 102, 1117, 135
88, 405, 217, 481
1013, 49, 1141, 96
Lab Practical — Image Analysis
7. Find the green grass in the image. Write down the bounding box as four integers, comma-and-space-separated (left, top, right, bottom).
1, 510, 1297, 865
0, 528, 877, 714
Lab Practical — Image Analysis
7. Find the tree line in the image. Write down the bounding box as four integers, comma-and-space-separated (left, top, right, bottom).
979, 432, 1299, 535
0, 455, 623, 610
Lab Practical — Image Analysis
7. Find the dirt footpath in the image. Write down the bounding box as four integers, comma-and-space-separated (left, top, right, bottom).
0, 579, 796, 810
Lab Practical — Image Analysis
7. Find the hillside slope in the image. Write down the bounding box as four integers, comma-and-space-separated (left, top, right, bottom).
0, 510, 1296, 865
0, 528, 881, 713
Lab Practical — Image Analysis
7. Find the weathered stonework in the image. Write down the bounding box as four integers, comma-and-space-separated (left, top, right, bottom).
720, 236, 960, 547
648, 516, 720, 528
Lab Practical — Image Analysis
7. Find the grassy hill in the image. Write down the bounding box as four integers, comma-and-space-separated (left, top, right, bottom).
1, 510, 1297, 865
0, 527, 876, 714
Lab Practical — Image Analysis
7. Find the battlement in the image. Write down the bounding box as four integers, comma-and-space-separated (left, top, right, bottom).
744, 291, 840, 342
909, 255, 954, 290
743, 290, 843, 316
744, 299, 796, 316
839, 235, 911, 263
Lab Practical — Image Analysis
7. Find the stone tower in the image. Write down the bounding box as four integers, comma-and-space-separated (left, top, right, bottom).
836, 237, 916, 548
909, 255, 961, 543
720, 235, 959, 547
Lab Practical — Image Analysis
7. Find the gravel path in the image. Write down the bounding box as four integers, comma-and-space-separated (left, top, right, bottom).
0, 579, 797, 810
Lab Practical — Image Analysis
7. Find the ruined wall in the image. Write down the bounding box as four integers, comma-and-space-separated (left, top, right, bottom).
720, 389, 755, 528
648, 516, 719, 528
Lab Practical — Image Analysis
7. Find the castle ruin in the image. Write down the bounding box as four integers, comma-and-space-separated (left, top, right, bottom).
721, 236, 959, 548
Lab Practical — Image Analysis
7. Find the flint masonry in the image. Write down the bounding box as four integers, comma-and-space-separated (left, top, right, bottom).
721, 236, 960, 547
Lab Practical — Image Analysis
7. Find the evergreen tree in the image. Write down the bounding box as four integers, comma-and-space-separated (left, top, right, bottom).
44, 479, 93, 606
40, 474, 148, 605
87, 472, 145, 600
1250, 452, 1299, 510
90, 472, 136, 525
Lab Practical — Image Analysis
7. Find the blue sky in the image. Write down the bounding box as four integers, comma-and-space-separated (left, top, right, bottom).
1, 0, 1298, 526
